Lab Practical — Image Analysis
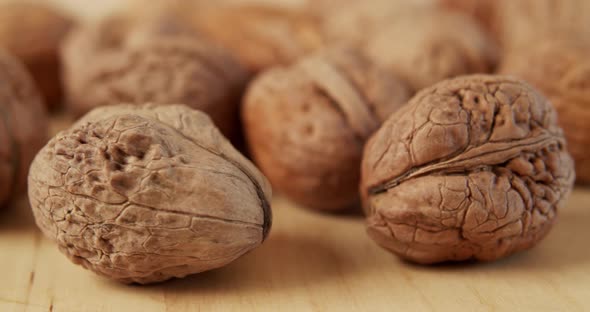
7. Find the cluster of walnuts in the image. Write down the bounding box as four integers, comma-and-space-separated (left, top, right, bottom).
0, 0, 586, 284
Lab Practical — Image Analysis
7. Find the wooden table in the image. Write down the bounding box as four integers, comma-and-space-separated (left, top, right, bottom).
2, 1, 590, 311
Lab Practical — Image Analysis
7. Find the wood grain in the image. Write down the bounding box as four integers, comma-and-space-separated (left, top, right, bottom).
1, 0, 590, 311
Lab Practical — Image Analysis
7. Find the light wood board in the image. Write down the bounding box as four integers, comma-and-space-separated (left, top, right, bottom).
2, 1, 590, 311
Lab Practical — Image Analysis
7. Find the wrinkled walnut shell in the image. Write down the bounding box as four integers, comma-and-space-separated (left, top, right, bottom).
244, 48, 410, 211
366, 10, 498, 92
189, 4, 325, 73
61, 17, 247, 139
499, 39, 590, 183
0, 49, 47, 206
0, 2, 74, 108
28, 104, 272, 284
361, 75, 574, 264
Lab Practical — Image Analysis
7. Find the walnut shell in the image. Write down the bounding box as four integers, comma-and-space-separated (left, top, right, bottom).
366, 10, 498, 92
361, 75, 574, 264
188, 4, 325, 74
61, 17, 247, 139
28, 104, 272, 284
436, 0, 500, 43
0, 49, 47, 206
243, 48, 410, 211
499, 39, 590, 183
0, 2, 74, 109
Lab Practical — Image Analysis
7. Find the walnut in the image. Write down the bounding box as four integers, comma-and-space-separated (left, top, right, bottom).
360, 75, 575, 264
188, 4, 325, 73
0, 2, 74, 109
365, 10, 498, 92
243, 48, 410, 211
0, 49, 48, 207
28, 104, 272, 284
499, 39, 590, 183
61, 16, 247, 139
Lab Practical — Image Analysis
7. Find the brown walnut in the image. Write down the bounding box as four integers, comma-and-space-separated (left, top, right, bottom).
499, 39, 590, 183
243, 48, 410, 211
361, 75, 574, 264
61, 16, 247, 139
188, 4, 325, 74
366, 10, 498, 92
0, 2, 74, 109
0, 49, 47, 206
28, 104, 272, 284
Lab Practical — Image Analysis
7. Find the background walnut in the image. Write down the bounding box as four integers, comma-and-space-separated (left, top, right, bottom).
365, 10, 498, 92
61, 18, 247, 139
28, 104, 272, 284
499, 39, 590, 183
0, 49, 47, 207
243, 48, 410, 211
436, 0, 500, 45
188, 4, 325, 74
0, 2, 74, 109
361, 75, 574, 264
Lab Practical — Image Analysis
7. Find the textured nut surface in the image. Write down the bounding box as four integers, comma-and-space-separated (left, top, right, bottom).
28, 104, 272, 284
499, 39, 590, 183
61, 17, 246, 139
189, 4, 324, 73
244, 49, 410, 211
0, 49, 47, 206
0, 2, 74, 108
366, 10, 498, 92
361, 75, 574, 264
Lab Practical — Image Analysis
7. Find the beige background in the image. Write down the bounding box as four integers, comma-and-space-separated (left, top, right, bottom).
1, 1, 590, 311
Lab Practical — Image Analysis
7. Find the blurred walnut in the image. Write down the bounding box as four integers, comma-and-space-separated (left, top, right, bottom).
188, 4, 324, 73
243, 48, 410, 211
28, 104, 272, 284
499, 39, 590, 183
437, 0, 500, 43
0, 2, 74, 109
61, 17, 247, 139
0, 49, 47, 206
366, 10, 498, 92
361, 75, 574, 264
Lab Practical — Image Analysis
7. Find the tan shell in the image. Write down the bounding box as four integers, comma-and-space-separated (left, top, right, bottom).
361, 75, 574, 264
188, 4, 325, 74
243, 48, 410, 211
499, 39, 590, 183
0, 49, 47, 206
28, 104, 272, 284
61, 17, 247, 139
366, 10, 498, 92
0, 2, 74, 108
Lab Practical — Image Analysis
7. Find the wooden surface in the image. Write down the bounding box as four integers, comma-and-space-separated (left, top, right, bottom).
2, 1, 590, 311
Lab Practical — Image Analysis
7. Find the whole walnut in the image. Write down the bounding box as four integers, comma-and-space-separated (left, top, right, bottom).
499, 39, 590, 183
188, 4, 325, 74
61, 16, 247, 139
0, 49, 47, 207
366, 10, 498, 92
0, 2, 74, 109
28, 104, 272, 284
361, 75, 575, 264
243, 49, 410, 211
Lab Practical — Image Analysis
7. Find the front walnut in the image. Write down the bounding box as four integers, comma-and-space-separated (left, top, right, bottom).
243, 49, 410, 211
28, 104, 272, 284
366, 10, 498, 92
361, 75, 574, 264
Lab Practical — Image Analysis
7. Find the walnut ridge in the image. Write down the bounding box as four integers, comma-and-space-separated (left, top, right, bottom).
0, 49, 48, 206
28, 104, 272, 284
361, 75, 574, 264
243, 49, 410, 211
